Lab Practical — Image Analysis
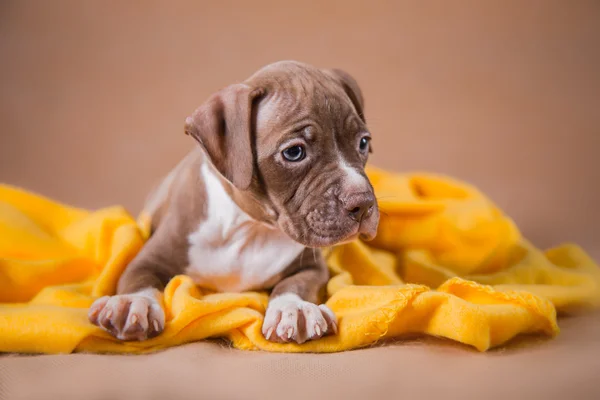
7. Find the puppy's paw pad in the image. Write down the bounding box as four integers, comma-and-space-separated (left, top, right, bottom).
262, 294, 338, 344
88, 291, 165, 341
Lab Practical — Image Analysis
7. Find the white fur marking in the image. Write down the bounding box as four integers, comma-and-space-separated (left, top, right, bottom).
186, 163, 304, 292
341, 161, 365, 187
88, 288, 165, 341
262, 293, 337, 343
267, 293, 303, 309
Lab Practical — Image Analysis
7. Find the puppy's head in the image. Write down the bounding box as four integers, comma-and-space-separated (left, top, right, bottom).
184, 61, 379, 247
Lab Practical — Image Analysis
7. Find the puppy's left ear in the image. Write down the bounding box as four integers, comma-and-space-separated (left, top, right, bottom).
184, 84, 264, 190
327, 68, 366, 122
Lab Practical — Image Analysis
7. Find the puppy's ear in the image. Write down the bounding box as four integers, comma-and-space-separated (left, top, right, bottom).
328, 68, 365, 122
184, 84, 264, 190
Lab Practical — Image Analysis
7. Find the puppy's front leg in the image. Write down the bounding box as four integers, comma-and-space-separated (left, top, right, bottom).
262, 248, 337, 344
88, 226, 187, 341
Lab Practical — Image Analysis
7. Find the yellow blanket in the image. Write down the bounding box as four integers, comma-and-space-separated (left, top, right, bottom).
1, 166, 599, 354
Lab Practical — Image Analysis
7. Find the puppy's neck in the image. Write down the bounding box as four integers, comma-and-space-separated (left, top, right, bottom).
205, 159, 278, 228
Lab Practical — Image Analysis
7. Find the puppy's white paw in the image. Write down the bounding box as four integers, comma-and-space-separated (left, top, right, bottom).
88, 289, 165, 341
262, 294, 338, 344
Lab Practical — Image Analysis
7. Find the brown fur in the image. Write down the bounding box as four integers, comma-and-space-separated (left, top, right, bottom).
89, 60, 379, 343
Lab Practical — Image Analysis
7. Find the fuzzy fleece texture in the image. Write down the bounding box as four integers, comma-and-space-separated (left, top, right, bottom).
1, 165, 599, 354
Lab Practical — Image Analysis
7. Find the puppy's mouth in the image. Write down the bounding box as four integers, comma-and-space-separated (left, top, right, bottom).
305, 226, 358, 248
298, 210, 380, 248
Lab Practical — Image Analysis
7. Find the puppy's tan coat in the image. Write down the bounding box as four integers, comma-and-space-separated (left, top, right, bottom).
88, 61, 379, 344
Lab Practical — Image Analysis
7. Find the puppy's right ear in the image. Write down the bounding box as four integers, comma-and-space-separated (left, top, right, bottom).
184, 84, 264, 190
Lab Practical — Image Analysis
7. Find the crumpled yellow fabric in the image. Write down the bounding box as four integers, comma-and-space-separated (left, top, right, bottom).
1, 166, 599, 354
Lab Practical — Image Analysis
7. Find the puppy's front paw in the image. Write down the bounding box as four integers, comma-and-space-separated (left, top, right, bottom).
262, 294, 338, 344
88, 290, 165, 341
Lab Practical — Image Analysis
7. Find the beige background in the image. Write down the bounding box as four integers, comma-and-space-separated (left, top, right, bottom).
1, 2, 600, 399
1, 0, 598, 255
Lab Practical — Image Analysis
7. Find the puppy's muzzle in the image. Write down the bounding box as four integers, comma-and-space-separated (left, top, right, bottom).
339, 189, 379, 241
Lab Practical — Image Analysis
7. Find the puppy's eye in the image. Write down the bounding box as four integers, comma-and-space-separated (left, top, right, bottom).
282, 145, 305, 162
359, 137, 371, 152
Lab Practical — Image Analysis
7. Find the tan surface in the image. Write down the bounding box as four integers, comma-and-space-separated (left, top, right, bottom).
1, 1, 600, 399
1, 311, 600, 400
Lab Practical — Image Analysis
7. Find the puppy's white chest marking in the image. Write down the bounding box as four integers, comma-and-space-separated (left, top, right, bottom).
186, 163, 303, 292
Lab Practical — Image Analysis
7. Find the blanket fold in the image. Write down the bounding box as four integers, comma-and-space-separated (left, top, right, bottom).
1, 166, 599, 354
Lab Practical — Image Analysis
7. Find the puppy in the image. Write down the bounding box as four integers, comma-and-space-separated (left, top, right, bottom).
88, 61, 379, 344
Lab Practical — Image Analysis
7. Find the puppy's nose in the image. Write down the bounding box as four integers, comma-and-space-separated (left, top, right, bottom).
343, 192, 375, 223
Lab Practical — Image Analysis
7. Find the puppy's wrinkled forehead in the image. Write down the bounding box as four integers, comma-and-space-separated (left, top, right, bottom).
246, 62, 364, 151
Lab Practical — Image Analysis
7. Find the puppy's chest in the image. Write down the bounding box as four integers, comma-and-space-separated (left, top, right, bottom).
186, 223, 302, 292
185, 164, 303, 292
